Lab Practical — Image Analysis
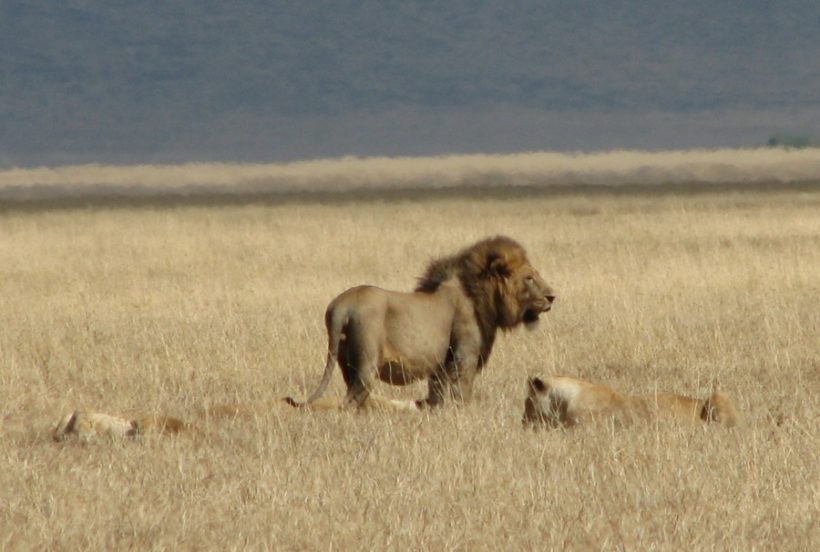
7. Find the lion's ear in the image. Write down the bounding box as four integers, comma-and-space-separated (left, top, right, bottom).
486, 253, 511, 278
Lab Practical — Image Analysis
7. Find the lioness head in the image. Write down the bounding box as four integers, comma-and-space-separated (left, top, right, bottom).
522, 376, 569, 427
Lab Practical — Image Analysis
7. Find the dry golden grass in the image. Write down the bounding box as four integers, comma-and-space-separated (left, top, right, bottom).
1, 185, 818, 550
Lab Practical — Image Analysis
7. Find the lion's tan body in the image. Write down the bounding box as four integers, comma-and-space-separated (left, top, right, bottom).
289, 236, 555, 410
522, 375, 740, 429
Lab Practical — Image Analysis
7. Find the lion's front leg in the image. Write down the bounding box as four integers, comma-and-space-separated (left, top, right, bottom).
438, 313, 483, 405
417, 372, 448, 409
418, 358, 478, 408
445, 359, 478, 403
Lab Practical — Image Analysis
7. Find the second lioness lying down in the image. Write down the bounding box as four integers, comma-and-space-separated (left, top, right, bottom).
52, 396, 372, 443
522, 375, 740, 428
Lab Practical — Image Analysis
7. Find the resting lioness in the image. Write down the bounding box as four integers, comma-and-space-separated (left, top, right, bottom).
52, 395, 378, 443
522, 375, 740, 429
52, 410, 188, 441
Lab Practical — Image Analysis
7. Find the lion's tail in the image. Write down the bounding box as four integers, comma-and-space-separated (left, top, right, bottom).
286, 305, 349, 408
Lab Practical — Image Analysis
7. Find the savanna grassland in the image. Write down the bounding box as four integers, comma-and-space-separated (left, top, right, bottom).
1, 184, 818, 550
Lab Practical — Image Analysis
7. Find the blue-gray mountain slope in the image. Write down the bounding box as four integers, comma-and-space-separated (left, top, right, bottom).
1, 1, 817, 166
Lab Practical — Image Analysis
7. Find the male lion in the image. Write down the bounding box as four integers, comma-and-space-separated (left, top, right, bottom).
287, 236, 555, 411
522, 375, 740, 429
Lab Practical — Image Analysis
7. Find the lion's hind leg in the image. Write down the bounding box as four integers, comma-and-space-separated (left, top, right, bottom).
335, 315, 382, 410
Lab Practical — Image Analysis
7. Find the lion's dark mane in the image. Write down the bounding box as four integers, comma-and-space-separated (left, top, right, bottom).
415, 235, 529, 367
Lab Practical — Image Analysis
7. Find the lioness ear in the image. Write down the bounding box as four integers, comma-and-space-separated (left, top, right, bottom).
63, 410, 78, 434
528, 377, 547, 394
53, 410, 79, 441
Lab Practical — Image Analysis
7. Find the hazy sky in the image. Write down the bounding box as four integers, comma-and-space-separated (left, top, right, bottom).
1, 1, 818, 167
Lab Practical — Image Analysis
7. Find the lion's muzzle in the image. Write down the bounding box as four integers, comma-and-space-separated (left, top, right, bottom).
523, 294, 555, 324
543, 294, 555, 312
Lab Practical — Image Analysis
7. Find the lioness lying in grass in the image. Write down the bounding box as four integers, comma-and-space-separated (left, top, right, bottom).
52, 395, 389, 443
52, 410, 189, 441
522, 375, 740, 429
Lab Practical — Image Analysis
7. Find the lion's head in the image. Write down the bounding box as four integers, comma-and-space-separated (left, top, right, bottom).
419, 236, 554, 326
415, 236, 554, 361
492, 253, 555, 330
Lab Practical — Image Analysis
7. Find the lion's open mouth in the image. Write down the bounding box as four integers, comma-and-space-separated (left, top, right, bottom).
523, 308, 541, 324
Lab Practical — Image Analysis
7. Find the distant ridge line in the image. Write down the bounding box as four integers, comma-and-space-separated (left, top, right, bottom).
1, 148, 819, 206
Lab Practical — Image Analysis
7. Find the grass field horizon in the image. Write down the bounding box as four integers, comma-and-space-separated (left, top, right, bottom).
1, 178, 817, 549
2, 147, 820, 205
